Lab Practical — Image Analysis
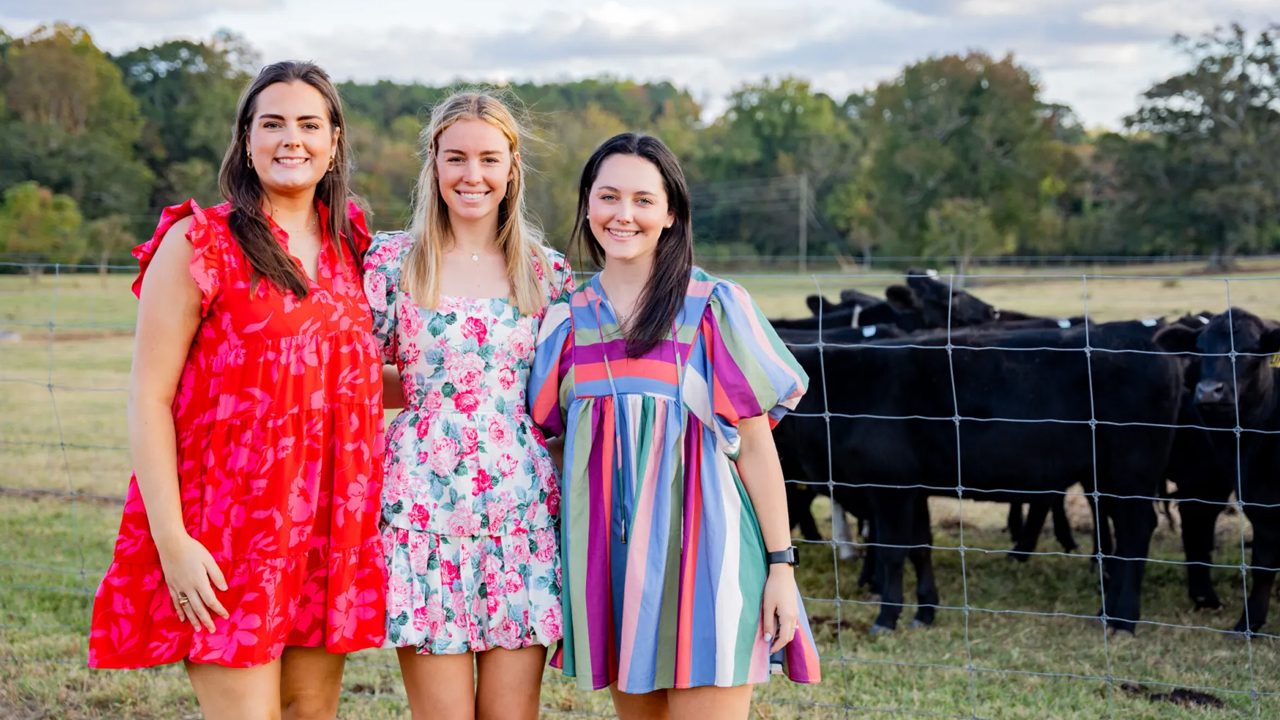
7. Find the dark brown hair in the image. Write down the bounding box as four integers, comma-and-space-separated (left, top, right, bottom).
572, 133, 694, 358
218, 60, 358, 298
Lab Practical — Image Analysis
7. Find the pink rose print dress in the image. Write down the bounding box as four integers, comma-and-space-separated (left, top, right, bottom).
364, 231, 574, 654
88, 199, 388, 669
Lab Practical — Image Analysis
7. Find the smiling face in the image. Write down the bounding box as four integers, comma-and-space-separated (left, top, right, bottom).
246, 81, 337, 198
587, 153, 674, 267
435, 118, 513, 225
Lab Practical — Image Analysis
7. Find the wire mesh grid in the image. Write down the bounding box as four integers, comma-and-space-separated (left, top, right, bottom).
2, 261, 1279, 718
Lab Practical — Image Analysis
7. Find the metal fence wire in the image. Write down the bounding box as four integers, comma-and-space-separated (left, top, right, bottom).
2, 261, 1279, 718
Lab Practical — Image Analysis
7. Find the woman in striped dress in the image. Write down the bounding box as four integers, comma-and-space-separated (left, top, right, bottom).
528, 133, 821, 719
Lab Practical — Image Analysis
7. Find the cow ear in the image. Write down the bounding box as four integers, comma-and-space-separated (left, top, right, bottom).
1154, 324, 1202, 354
806, 295, 826, 315
885, 285, 918, 310
1261, 327, 1280, 355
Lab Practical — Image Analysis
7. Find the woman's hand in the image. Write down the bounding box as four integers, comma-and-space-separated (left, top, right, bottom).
156, 533, 229, 632
762, 564, 800, 653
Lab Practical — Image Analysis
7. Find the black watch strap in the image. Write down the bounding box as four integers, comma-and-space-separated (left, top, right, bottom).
766, 546, 799, 567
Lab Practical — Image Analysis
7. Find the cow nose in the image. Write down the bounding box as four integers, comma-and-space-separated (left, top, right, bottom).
1195, 380, 1227, 404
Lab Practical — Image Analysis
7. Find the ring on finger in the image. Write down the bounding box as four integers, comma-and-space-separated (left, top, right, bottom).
177, 592, 191, 606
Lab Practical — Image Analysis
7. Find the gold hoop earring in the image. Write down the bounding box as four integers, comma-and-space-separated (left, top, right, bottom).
246, 149, 254, 169
327, 155, 336, 173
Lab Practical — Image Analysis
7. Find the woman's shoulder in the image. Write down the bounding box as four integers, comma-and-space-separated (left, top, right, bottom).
687, 267, 749, 308
533, 245, 571, 276
364, 230, 413, 273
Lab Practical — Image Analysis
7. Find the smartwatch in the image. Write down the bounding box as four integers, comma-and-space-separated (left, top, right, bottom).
766, 546, 799, 568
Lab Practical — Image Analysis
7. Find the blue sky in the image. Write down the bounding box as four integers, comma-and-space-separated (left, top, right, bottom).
1, 0, 1274, 128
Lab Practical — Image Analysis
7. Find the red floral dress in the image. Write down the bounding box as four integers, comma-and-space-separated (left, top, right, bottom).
88, 199, 388, 669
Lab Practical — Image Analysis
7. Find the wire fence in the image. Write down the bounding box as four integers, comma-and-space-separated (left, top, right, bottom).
2, 262, 1279, 717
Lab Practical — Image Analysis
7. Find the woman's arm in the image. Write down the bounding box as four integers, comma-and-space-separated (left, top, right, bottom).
544, 435, 564, 469
382, 365, 404, 409
130, 218, 228, 632
736, 414, 800, 653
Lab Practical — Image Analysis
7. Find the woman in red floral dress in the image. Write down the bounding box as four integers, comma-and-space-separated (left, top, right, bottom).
88, 61, 387, 719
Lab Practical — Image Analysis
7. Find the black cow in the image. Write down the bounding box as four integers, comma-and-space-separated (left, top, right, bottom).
1155, 309, 1280, 632
777, 321, 1184, 633
776, 324, 904, 566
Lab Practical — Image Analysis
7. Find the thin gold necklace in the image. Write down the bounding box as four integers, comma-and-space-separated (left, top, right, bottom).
274, 209, 318, 237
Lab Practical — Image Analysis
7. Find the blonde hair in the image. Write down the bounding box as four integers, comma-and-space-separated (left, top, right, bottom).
403, 91, 551, 315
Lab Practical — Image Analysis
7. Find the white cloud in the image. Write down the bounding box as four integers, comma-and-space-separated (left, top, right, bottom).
0, 0, 280, 23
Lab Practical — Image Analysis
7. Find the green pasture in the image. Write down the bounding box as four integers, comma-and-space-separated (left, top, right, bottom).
3, 267, 1280, 718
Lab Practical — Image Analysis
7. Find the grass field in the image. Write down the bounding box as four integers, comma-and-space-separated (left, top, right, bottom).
4, 266, 1280, 719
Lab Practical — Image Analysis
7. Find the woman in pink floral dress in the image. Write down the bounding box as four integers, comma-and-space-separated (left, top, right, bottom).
364, 92, 572, 720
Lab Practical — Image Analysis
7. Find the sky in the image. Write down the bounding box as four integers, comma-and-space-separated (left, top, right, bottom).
0, 0, 1275, 129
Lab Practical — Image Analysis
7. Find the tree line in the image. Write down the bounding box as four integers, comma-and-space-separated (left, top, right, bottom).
0, 22, 1277, 271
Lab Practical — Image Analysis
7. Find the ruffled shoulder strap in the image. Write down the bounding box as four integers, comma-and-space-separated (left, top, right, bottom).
133, 200, 226, 317
344, 199, 373, 257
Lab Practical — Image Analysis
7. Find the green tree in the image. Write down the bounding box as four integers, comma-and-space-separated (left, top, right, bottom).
84, 213, 136, 276
0, 181, 86, 275
922, 197, 1013, 280
855, 53, 1061, 257
0, 24, 153, 220
693, 77, 864, 257
1122, 23, 1280, 266
112, 33, 256, 210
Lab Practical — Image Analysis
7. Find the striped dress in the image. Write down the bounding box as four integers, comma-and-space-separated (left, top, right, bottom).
528, 268, 822, 693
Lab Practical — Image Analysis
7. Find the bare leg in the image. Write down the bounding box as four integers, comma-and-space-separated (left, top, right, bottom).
397, 648, 477, 720
280, 647, 346, 720
610, 684, 754, 720
185, 657, 282, 720
668, 685, 754, 720
610, 686, 671, 720
475, 645, 548, 720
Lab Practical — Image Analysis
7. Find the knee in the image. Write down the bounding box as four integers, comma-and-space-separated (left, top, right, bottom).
282, 691, 340, 720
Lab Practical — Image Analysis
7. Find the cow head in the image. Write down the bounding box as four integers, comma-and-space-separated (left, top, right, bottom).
904, 269, 997, 328
884, 284, 920, 312
806, 294, 840, 316
1156, 309, 1280, 422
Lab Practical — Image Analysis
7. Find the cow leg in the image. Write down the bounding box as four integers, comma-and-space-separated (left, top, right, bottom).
909, 493, 938, 628
1009, 499, 1051, 562
1235, 518, 1280, 634
868, 488, 917, 633
831, 500, 857, 561
1103, 497, 1156, 634
1179, 498, 1224, 611
1051, 495, 1078, 553
1006, 503, 1025, 542
858, 517, 880, 595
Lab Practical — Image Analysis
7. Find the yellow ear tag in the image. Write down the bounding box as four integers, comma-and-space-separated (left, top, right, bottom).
1269, 354, 1280, 369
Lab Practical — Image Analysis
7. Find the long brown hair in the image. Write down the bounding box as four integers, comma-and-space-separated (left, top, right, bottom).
403, 91, 551, 314
572, 133, 694, 358
218, 60, 358, 298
